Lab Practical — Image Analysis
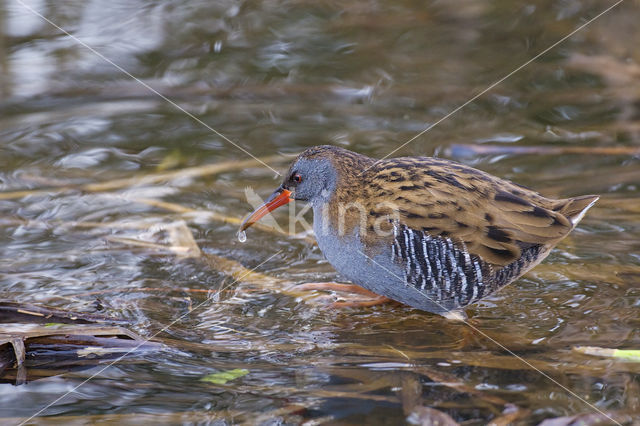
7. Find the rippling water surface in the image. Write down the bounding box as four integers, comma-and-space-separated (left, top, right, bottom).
1, 0, 639, 424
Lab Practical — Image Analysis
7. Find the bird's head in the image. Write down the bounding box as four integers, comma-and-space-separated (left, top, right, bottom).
240, 145, 369, 231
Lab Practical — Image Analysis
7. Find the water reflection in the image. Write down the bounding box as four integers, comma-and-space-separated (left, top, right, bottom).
1, 0, 639, 424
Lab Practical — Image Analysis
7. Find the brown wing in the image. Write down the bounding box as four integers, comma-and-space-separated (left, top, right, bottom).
363, 157, 578, 267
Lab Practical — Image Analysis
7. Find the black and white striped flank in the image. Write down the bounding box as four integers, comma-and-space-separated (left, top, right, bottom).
390, 222, 541, 310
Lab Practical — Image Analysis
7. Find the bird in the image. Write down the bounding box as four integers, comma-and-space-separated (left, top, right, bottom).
239, 145, 598, 318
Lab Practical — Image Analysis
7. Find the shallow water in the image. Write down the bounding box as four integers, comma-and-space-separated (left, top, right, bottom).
1, 0, 639, 424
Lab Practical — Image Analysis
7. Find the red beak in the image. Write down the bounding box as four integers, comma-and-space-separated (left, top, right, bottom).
239, 187, 293, 232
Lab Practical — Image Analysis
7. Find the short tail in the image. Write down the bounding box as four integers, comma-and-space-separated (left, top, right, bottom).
557, 195, 599, 227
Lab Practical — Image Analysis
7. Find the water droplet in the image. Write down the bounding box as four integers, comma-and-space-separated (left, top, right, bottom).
237, 231, 247, 243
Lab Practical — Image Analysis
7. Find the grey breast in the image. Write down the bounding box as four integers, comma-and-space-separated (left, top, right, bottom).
312, 205, 455, 314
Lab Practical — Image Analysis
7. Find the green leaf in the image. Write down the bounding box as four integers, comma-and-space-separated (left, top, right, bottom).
613, 349, 640, 361
156, 149, 185, 171
44, 323, 67, 327
574, 346, 640, 362
201, 368, 249, 385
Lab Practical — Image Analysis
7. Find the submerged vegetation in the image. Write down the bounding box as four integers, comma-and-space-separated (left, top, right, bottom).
1, 0, 639, 424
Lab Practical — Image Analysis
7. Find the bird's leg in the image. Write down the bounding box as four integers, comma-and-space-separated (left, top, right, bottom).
330, 295, 392, 308
442, 309, 467, 322
295, 282, 382, 297
295, 282, 393, 308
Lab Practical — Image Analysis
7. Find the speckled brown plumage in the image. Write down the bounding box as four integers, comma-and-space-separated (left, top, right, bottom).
244, 145, 598, 314
293, 145, 597, 270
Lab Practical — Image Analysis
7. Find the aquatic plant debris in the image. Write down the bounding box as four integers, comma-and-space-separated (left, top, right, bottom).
0, 324, 162, 384
201, 368, 249, 385
574, 346, 640, 362
0, 0, 638, 421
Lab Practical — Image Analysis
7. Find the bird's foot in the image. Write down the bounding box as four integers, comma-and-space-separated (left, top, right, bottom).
295, 282, 382, 297
330, 295, 392, 308
294, 282, 393, 309
442, 309, 467, 322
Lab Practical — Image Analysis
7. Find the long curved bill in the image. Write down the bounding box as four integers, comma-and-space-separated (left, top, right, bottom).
239, 187, 292, 232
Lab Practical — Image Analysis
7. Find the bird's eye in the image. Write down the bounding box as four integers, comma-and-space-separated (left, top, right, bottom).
292, 173, 302, 183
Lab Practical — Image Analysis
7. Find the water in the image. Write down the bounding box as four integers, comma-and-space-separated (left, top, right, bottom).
237, 231, 247, 243
1, 0, 639, 424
